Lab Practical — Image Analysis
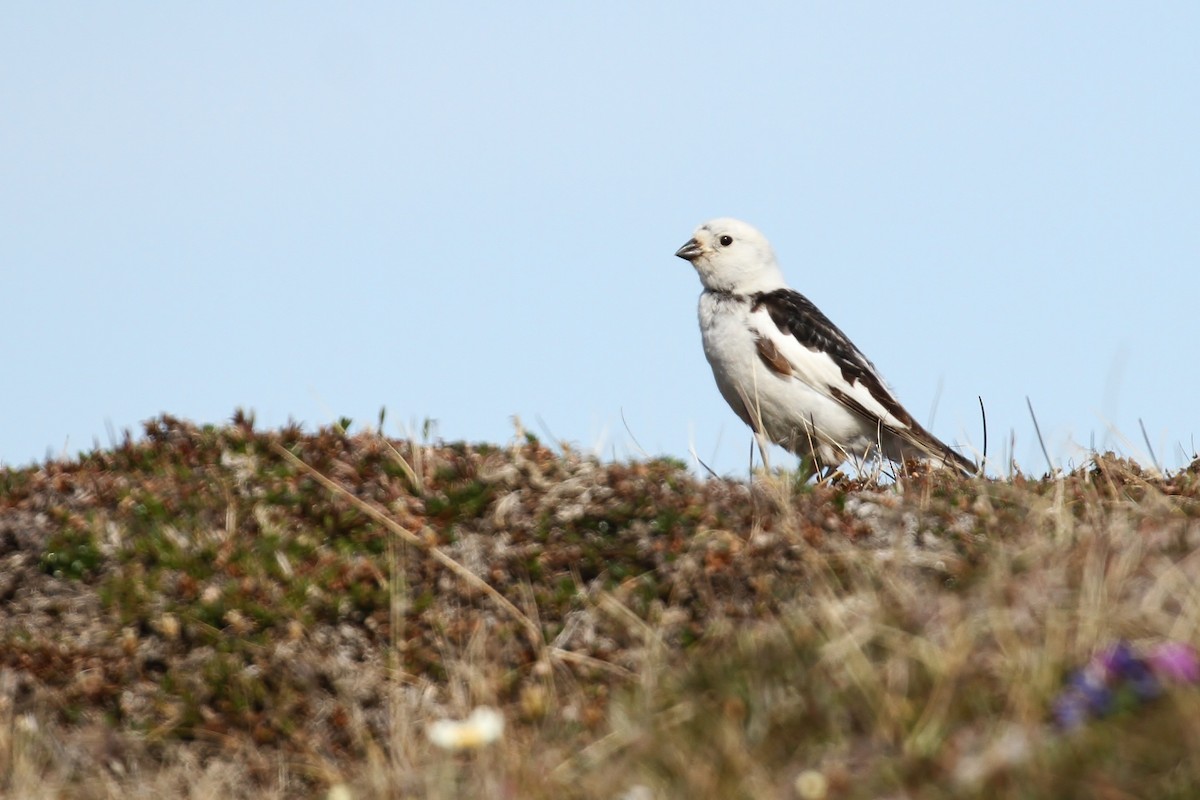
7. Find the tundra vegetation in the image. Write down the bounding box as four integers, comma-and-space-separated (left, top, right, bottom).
1, 413, 1198, 798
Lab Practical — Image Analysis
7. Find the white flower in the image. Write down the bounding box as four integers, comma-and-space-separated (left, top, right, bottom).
794, 769, 828, 800
426, 706, 505, 750
617, 786, 655, 800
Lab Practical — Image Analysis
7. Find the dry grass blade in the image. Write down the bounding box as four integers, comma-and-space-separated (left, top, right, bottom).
1026, 395, 1055, 474
978, 395, 988, 471
271, 442, 544, 651
1139, 417, 1163, 475
550, 701, 695, 781
381, 436, 424, 495
547, 646, 635, 678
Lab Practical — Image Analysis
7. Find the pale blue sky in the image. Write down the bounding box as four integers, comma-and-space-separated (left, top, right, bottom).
3, 4, 1197, 475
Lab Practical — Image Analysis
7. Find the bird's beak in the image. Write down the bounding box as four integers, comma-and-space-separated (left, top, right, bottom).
674, 238, 703, 261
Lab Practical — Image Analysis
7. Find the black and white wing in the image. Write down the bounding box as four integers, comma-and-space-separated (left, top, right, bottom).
748, 288, 974, 473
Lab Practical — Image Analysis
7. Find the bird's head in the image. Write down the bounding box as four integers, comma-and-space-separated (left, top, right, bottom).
674, 217, 786, 294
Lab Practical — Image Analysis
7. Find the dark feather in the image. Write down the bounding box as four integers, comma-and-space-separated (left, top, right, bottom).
750, 289, 918, 431
754, 335, 794, 378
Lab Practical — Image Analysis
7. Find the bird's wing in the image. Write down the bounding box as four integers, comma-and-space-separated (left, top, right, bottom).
748, 289, 914, 428
748, 288, 973, 472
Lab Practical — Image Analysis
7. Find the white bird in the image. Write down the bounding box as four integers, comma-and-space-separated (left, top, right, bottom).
674, 217, 974, 477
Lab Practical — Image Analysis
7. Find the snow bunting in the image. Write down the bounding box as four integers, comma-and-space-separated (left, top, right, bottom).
675, 217, 974, 476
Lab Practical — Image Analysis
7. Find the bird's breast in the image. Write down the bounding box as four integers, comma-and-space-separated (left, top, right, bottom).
697, 293, 757, 366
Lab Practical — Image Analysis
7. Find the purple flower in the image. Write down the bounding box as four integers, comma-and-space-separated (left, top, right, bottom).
1053, 689, 1092, 730
1125, 664, 1162, 701
1097, 641, 1139, 681
1148, 641, 1200, 685
1093, 641, 1161, 702
1053, 641, 1199, 729
1068, 668, 1114, 716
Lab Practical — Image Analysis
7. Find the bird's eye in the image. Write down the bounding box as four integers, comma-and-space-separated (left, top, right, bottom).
719, 235, 733, 246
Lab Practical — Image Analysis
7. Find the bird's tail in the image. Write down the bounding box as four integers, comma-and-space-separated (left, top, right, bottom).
886, 425, 977, 477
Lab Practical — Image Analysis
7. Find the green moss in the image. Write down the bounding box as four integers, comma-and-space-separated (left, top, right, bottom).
0, 466, 34, 497
553, 576, 576, 605
425, 479, 495, 524
347, 578, 388, 617
39, 524, 103, 581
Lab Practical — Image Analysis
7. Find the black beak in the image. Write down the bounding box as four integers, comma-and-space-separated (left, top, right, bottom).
674, 238, 702, 261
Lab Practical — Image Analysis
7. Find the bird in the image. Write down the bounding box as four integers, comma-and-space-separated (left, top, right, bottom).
674, 217, 974, 477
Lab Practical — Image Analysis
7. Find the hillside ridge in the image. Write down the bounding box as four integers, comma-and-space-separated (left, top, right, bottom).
1, 414, 1199, 798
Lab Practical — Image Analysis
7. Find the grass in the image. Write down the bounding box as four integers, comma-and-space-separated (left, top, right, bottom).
0, 413, 1198, 798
